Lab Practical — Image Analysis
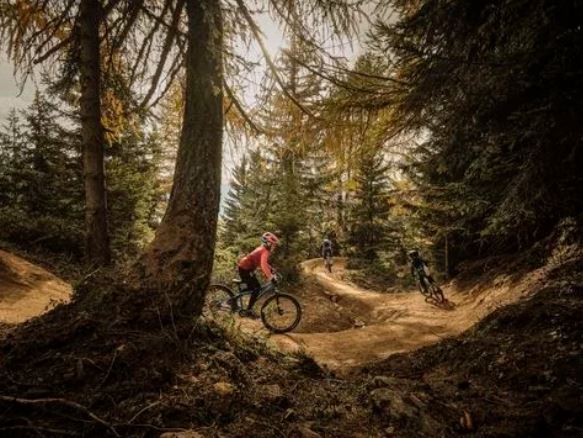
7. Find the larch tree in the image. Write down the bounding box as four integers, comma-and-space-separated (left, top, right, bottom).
131, 0, 225, 318
2, 0, 386, 322
78, 0, 110, 265
0, 0, 131, 265
126, 0, 381, 319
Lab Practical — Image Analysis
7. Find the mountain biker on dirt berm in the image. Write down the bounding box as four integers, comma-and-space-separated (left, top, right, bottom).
237, 232, 279, 318
321, 238, 333, 260
409, 250, 433, 282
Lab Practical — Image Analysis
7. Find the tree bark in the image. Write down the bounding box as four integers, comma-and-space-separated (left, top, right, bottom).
133, 0, 224, 318
79, 0, 111, 266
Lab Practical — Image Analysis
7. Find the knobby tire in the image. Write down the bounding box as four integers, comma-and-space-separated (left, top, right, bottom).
260, 293, 302, 334
203, 284, 236, 319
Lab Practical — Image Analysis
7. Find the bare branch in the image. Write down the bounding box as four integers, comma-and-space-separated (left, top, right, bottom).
139, 4, 187, 39
235, 0, 319, 121
139, 0, 185, 110
224, 80, 265, 134
147, 57, 184, 110
33, 36, 71, 64
0, 395, 119, 437
129, 0, 174, 85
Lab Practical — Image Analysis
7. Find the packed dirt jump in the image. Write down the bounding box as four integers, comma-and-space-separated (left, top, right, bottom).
266, 258, 541, 374
0, 249, 71, 325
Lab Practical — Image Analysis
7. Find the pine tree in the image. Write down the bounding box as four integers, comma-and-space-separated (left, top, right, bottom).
233, 148, 274, 252
371, 0, 583, 261
222, 155, 248, 247
22, 91, 81, 216
107, 125, 165, 259
0, 109, 26, 206
0, 92, 84, 254
349, 148, 392, 260
302, 146, 339, 256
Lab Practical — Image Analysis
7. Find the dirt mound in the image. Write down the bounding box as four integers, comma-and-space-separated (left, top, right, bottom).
292, 279, 366, 333
0, 249, 71, 324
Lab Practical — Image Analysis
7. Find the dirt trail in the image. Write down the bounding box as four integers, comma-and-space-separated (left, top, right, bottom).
0, 249, 72, 324
268, 258, 543, 373
0, 249, 541, 375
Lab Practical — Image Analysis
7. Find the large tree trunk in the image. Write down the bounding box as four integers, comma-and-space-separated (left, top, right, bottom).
133, 0, 224, 318
79, 0, 111, 265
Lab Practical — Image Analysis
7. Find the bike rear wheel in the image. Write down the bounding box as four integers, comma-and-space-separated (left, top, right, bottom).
260, 293, 302, 333
203, 285, 236, 321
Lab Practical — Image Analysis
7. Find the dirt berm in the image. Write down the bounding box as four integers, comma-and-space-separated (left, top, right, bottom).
263, 257, 551, 374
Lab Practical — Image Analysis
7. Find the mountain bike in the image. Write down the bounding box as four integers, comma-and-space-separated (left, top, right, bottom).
203, 274, 302, 333
324, 254, 333, 273
415, 268, 446, 304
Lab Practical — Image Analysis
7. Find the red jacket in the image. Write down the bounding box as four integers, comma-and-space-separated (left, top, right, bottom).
238, 246, 273, 280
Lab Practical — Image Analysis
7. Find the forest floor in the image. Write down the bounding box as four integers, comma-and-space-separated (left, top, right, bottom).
0, 245, 581, 437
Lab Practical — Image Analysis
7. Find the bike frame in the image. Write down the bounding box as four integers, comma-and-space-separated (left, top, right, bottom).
232, 280, 278, 310
415, 270, 432, 294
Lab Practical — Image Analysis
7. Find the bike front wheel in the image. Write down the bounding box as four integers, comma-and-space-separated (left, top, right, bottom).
203, 284, 236, 321
260, 293, 302, 333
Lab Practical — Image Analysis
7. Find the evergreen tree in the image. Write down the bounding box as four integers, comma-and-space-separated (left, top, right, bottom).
302, 146, 339, 256
0, 109, 25, 206
0, 92, 84, 254
22, 91, 82, 218
371, 0, 583, 263
107, 126, 165, 259
348, 148, 392, 260
222, 155, 248, 247
226, 149, 274, 252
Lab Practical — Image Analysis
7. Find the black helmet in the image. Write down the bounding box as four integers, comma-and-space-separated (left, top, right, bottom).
408, 250, 419, 259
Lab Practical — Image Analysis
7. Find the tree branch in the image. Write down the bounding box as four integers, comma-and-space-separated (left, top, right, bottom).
129, 0, 173, 84
235, 0, 319, 121
33, 36, 71, 65
0, 395, 119, 437
139, 0, 185, 110
147, 57, 184, 110
224, 80, 265, 134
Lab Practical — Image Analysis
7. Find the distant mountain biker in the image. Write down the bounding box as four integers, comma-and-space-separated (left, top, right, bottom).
408, 250, 433, 282
321, 238, 334, 272
321, 238, 333, 259
237, 232, 279, 318
408, 250, 446, 303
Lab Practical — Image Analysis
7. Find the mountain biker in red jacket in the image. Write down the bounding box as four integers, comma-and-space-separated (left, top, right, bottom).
237, 232, 279, 318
